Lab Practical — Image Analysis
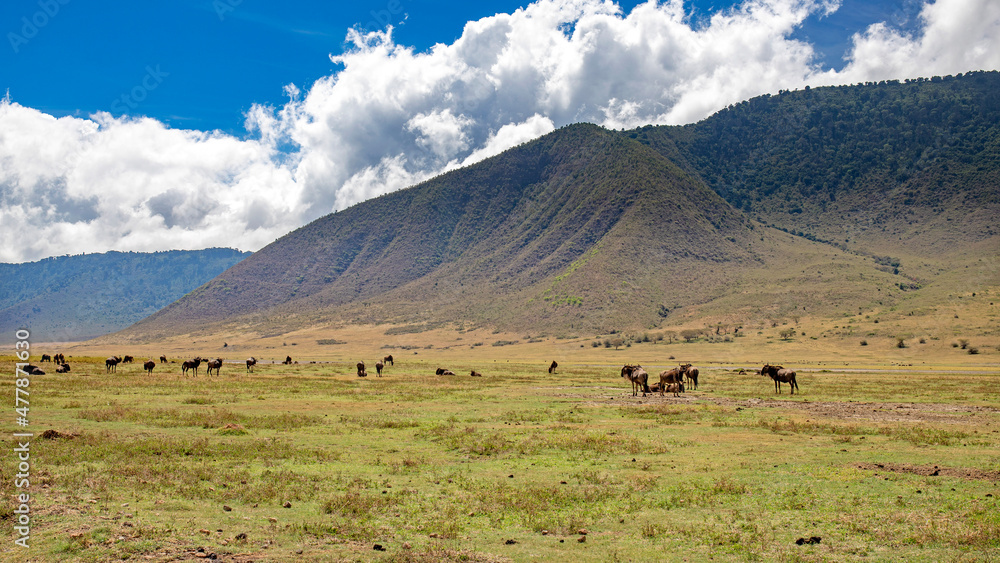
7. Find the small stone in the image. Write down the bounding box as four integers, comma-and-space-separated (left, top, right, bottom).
283, 501, 292, 508
199, 529, 211, 535
402, 542, 412, 550
504, 539, 517, 545
578, 529, 588, 535
577, 535, 586, 543
429, 533, 439, 538
223, 505, 232, 512
541, 530, 549, 536
373, 544, 386, 551
268, 517, 277, 523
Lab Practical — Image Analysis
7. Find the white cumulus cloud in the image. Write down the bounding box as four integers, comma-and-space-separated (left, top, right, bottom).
1, 0, 998, 263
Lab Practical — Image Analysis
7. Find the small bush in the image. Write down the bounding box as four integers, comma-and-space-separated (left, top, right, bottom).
968, 347, 980, 355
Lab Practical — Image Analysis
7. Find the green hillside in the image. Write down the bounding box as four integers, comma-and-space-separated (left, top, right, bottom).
113, 74, 999, 341
636, 71, 1000, 262
0, 249, 250, 341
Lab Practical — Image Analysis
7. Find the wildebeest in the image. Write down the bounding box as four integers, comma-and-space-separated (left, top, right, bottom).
548, 360, 558, 374
760, 364, 799, 394
283, 356, 293, 365
28, 367, 45, 375
54, 353, 65, 364
658, 367, 685, 395
246, 357, 257, 373
55, 363, 70, 373
436, 368, 455, 375
621, 364, 651, 396
357, 362, 367, 377
106, 356, 121, 373
470, 370, 483, 377
375, 361, 384, 377
143, 360, 155, 375
206, 358, 223, 376
182, 357, 203, 376
383, 354, 394, 366
665, 382, 682, 397
160, 355, 168, 364
40, 354, 51, 362
122, 355, 134, 364
680, 363, 699, 390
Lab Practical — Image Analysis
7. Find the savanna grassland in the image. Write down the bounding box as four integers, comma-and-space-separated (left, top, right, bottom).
1, 332, 998, 562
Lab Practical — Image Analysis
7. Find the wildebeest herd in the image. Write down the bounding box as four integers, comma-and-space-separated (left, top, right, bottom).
29, 351, 799, 396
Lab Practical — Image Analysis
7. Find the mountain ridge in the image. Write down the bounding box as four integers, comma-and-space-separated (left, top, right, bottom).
108, 73, 1000, 341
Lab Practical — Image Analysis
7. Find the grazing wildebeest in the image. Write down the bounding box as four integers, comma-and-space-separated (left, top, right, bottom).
621, 364, 650, 397
122, 355, 134, 364
55, 363, 70, 373
680, 363, 699, 390
106, 356, 121, 373
760, 364, 799, 394
283, 356, 293, 365
357, 361, 367, 377
383, 354, 394, 366
470, 370, 483, 377
658, 367, 685, 395
40, 354, 51, 362
375, 361, 384, 377
206, 358, 223, 376
160, 355, 168, 364
54, 353, 65, 364
144, 360, 155, 375
548, 360, 558, 374
246, 357, 257, 373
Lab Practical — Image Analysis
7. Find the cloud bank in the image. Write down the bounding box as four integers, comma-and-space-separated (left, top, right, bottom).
2, 0, 998, 262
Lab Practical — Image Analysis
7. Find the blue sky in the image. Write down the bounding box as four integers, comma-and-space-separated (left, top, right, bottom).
2, 0, 923, 134
1, 0, 997, 262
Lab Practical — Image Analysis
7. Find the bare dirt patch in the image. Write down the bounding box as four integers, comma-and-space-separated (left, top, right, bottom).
855, 462, 1000, 482
708, 397, 1000, 425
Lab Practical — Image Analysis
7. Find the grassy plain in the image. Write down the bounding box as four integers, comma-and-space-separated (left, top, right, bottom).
1, 329, 999, 562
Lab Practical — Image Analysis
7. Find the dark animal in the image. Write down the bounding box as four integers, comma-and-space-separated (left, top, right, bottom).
283, 356, 293, 365
760, 364, 799, 394
206, 358, 223, 376
375, 361, 384, 377
680, 363, 699, 390
548, 360, 558, 374
182, 357, 203, 376
246, 357, 257, 373
122, 355, 134, 364
40, 354, 51, 362
54, 353, 65, 364
470, 370, 483, 377
357, 362, 367, 377
105, 356, 121, 373
22, 364, 38, 374
621, 364, 650, 396
55, 363, 70, 373
658, 367, 685, 395
436, 368, 455, 375
383, 354, 394, 366
29, 367, 45, 375
160, 355, 168, 364
143, 360, 155, 375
